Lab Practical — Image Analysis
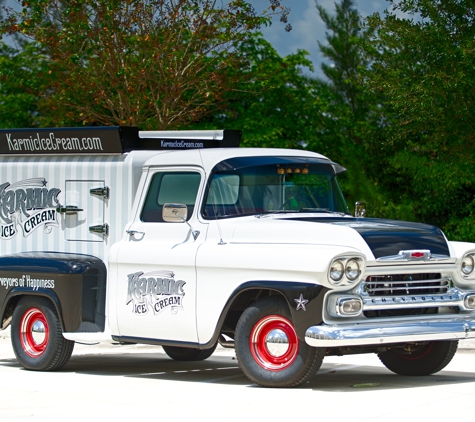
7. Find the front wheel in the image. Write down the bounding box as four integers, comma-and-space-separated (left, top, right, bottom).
378, 340, 458, 376
235, 296, 324, 388
11, 296, 74, 371
162, 343, 217, 361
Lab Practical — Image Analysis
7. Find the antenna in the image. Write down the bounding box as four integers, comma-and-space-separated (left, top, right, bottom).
216, 217, 226, 246
208, 191, 226, 245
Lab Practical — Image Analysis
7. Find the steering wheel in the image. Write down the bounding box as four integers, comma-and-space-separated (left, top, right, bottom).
280, 196, 310, 210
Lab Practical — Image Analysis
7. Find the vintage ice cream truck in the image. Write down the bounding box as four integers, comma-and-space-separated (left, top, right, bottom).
1, 126, 475, 387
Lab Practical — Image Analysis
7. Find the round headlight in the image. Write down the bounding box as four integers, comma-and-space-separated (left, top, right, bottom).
330, 260, 344, 282
345, 259, 361, 281
462, 255, 474, 276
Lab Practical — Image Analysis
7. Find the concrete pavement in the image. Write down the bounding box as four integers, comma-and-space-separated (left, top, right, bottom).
2, 329, 475, 422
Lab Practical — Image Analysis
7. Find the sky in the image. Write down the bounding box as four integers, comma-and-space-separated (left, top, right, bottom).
250, 0, 391, 77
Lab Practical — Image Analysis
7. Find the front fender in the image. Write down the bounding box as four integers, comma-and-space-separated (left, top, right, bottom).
201, 280, 329, 347
231, 280, 329, 340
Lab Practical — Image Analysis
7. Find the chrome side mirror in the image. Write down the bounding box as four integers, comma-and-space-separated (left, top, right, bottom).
355, 201, 366, 218
162, 203, 200, 240
163, 203, 188, 222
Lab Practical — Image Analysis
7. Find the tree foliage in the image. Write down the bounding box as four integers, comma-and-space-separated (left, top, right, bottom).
362, 0, 475, 239
312, 0, 393, 215
364, 0, 475, 149
317, 0, 366, 116
0, 42, 50, 128
186, 34, 322, 149
1, 0, 289, 129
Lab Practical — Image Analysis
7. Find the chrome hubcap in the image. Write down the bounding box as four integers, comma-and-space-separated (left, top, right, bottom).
265, 328, 290, 357
31, 320, 46, 345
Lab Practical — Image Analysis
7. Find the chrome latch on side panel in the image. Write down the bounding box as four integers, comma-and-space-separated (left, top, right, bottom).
90, 186, 110, 199
56, 205, 84, 215
89, 224, 109, 236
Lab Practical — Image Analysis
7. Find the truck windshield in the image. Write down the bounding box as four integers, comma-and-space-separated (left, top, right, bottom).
203, 163, 349, 218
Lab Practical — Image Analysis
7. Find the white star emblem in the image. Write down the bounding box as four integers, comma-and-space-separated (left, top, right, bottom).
294, 294, 309, 311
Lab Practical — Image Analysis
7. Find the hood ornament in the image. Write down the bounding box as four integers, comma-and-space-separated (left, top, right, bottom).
377, 250, 450, 262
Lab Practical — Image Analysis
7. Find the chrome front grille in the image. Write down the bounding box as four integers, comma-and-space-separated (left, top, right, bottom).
362, 273, 450, 296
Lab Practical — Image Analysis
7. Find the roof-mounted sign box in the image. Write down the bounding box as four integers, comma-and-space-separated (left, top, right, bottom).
0, 127, 241, 155
137, 129, 241, 150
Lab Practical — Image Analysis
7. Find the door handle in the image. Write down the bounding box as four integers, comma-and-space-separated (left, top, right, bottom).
56, 205, 84, 215
126, 229, 145, 240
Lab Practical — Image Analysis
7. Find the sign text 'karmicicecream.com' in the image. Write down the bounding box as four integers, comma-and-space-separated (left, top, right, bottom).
6, 132, 103, 153
0, 127, 126, 155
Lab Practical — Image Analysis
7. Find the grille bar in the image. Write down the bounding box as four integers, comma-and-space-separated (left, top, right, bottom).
367, 284, 450, 293
366, 280, 446, 286
362, 273, 449, 296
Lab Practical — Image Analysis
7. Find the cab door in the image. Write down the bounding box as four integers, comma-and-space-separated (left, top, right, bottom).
113, 168, 206, 342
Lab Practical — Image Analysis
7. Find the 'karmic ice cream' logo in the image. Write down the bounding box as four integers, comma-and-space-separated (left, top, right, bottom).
126, 271, 185, 316
0, 178, 60, 240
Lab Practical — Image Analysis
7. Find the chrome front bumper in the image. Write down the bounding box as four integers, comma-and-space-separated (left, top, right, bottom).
305, 317, 475, 347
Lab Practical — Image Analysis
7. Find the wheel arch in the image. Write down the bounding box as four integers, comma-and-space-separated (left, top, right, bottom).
2, 289, 63, 330
216, 280, 329, 346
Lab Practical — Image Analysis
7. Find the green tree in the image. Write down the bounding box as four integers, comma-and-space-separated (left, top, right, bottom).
316, 0, 365, 117
362, 0, 475, 240
1, 0, 289, 129
312, 0, 394, 216
185, 34, 322, 149
0, 42, 50, 128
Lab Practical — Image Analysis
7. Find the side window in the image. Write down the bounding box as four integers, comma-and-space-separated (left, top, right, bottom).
141, 172, 201, 222
204, 174, 240, 217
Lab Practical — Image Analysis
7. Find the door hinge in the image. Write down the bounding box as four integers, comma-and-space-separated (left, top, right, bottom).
89, 223, 109, 236
90, 186, 110, 199
56, 205, 84, 215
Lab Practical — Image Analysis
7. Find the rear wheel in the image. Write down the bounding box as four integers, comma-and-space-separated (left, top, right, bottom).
235, 296, 324, 388
162, 343, 217, 361
11, 296, 74, 371
378, 340, 458, 375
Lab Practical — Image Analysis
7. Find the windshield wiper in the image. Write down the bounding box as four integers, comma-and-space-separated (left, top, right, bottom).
255, 208, 349, 218
301, 208, 349, 216
255, 210, 300, 218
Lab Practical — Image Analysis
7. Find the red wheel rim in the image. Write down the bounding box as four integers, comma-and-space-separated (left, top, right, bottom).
250, 315, 299, 371
396, 342, 435, 361
19, 308, 49, 358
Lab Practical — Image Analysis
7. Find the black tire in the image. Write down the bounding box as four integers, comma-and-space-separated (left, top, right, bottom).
378, 340, 458, 376
11, 296, 75, 371
162, 343, 217, 361
235, 296, 324, 388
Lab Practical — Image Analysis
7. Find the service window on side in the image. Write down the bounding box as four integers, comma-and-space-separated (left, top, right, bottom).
140, 172, 201, 222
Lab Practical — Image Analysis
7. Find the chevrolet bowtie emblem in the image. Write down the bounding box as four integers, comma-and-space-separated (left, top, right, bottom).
401, 250, 431, 260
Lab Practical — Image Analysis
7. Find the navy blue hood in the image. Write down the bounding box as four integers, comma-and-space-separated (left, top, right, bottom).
292, 217, 450, 259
